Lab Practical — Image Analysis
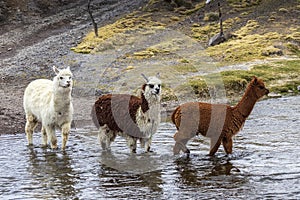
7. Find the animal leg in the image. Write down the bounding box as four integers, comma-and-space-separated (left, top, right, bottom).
25, 114, 38, 145
41, 126, 47, 147
61, 122, 71, 150
98, 127, 115, 150
222, 136, 233, 154
209, 136, 222, 156
126, 136, 137, 153
173, 131, 191, 155
46, 125, 57, 149
140, 138, 152, 152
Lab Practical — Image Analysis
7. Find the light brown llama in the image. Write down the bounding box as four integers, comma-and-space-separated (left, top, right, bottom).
171, 76, 269, 156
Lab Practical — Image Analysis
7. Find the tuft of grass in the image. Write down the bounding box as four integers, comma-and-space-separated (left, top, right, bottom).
173, 63, 198, 74
228, 0, 261, 10
203, 12, 219, 22
71, 12, 166, 54
179, 2, 205, 15
206, 30, 283, 63
192, 17, 240, 43
192, 18, 299, 63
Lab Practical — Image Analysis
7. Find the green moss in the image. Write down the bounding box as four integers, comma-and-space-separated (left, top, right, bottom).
187, 60, 300, 98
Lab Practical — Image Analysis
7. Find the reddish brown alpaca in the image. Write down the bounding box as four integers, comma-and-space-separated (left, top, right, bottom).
171, 77, 269, 156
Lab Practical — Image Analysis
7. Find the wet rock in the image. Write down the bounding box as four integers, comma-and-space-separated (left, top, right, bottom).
208, 32, 226, 46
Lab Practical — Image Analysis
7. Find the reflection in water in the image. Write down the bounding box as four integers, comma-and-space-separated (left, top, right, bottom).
99, 150, 163, 193
26, 146, 78, 199
0, 96, 299, 199
175, 157, 200, 186
100, 150, 164, 174
174, 156, 241, 187
210, 160, 240, 176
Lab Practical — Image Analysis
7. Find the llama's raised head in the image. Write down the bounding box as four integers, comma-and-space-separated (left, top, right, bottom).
141, 73, 162, 103
250, 76, 269, 98
53, 66, 73, 90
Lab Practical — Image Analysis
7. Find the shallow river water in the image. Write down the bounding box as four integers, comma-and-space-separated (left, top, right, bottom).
0, 95, 299, 199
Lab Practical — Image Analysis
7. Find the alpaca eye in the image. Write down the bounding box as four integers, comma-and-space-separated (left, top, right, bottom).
69, 77, 72, 80
158, 84, 161, 88
259, 86, 265, 89
148, 84, 154, 88
60, 77, 63, 80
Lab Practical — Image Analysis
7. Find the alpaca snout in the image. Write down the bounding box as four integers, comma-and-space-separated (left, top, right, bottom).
265, 88, 270, 95
155, 88, 160, 94
62, 82, 71, 88
65, 81, 72, 87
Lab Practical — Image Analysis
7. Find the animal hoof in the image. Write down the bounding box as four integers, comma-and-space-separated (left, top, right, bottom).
186, 152, 190, 158
146, 146, 154, 153
184, 148, 190, 157
185, 148, 190, 154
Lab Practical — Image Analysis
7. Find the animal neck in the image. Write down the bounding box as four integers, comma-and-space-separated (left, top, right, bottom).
234, 85, 258, 118
53, 85, 72, 109
140, 93, 149, 113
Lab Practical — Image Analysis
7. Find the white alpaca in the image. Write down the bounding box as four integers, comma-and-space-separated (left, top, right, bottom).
92, 73, 161, 153
23, 66, 73, 150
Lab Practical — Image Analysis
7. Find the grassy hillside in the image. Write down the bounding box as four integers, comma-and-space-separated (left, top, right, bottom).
71, 0, 300, 100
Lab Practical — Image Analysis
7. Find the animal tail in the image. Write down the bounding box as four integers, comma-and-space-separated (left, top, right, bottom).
91, 104, 100, 128
171, 106, 181, 129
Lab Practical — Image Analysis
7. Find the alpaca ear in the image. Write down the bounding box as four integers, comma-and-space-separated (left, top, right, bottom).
141, 73, 149, 82
142, 84, 147, 91
252, 76, 258, 84
53, 66, 60, 75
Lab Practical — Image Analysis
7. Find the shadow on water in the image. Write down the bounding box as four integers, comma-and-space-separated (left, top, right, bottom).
0, 95, 299, 199
26, 146, 78, 199
174, 155, 244, 187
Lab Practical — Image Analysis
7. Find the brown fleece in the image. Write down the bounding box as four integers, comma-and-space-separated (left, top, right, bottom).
171, 77, 269, 156
92, 92, 149, 137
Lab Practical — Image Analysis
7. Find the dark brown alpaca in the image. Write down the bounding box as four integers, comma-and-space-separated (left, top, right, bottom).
91, 74, 161, 153
171, 76, 269, 156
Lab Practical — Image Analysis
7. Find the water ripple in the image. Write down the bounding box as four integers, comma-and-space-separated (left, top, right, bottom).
0, 96, 299, 199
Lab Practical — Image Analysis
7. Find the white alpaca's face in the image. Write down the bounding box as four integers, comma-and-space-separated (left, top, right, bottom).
53, 66, 73, 88
144, 76, 161, 97
58, 74, 72, 88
